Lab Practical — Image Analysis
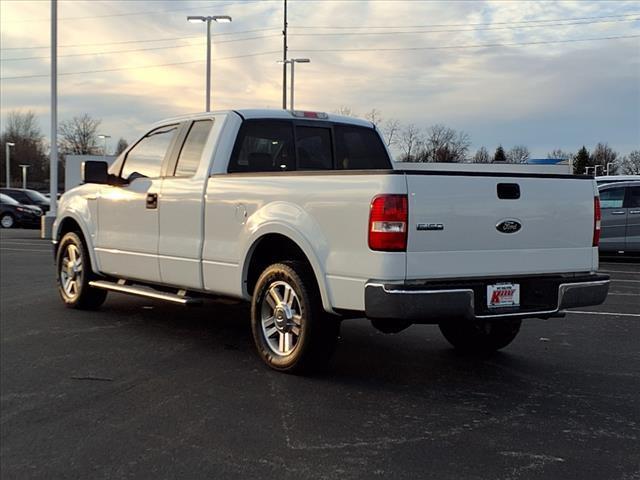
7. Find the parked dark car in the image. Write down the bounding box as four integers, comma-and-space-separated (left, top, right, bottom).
0, 193, 43, 229
598, 180, 640, 254
0, 188, 51, 213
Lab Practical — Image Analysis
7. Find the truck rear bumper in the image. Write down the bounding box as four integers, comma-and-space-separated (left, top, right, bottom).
364, 274, 609, 323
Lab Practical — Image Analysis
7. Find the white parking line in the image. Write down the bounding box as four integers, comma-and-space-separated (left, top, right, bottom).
0, 247, 50, 253
611, 279, 640, 283
607, 293, 640, 296
0, 242, 48, 246
599, 269, 640, 274
567, 311, 640, 318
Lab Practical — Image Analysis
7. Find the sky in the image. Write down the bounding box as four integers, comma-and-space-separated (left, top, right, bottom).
1, 0, 639, 159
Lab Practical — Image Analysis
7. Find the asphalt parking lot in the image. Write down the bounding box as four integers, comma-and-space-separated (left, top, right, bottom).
1, 228, 638, 479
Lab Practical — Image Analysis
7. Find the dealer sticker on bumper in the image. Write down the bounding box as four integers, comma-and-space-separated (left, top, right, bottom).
487, 283, 520, 308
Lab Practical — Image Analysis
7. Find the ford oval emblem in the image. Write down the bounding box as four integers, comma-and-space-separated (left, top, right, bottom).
496, 219, 522, 234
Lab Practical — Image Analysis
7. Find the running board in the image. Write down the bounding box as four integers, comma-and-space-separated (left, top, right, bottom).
89, 280, 202, 305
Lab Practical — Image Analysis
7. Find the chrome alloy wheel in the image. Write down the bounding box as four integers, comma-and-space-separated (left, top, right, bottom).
260, 280, 303, 356
59, 243, 83, 300
1, 215, 14, 228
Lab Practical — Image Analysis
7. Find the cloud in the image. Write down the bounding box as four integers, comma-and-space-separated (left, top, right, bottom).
1, 0, 638, 157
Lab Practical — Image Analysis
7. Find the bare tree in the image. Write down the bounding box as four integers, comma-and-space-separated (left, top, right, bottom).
473, 146, 491, 163
506, 145, 530, 163
547, 149, 573, 161
417, 124, 470, 163
590, 142, 618, 175
59, 114, 101, 155
1, 110, 48, 184
334, 105, 356, 117
398, 124, 423, 162
620, 150, 640, 175
115, 138, 129, 155
364, 108, 383, 126
382, 119, 400, 148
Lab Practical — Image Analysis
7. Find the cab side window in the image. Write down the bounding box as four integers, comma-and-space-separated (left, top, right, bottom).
599, 187, 625, 209
174, 120, 214, 177
228, 121, 295, 172
334, 125, 391, 170
121, 125, 178, 180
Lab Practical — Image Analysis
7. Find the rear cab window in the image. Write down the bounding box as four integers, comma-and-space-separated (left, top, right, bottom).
228, 119, 391, 173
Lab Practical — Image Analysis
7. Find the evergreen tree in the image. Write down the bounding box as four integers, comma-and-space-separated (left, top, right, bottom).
573, 146, 591, 175
493, 145, 506, 163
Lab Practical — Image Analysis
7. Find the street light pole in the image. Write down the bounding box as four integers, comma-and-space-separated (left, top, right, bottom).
19, 165, 30, 189
98, 134, 111, 161
282, 0, 288, 109
187, 15, 232, 112
49, 0, 58, 218
278, 58, 310, 110
5, 142, 15, 188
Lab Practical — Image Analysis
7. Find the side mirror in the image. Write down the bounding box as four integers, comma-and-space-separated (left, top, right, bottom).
82, 161, 109, 184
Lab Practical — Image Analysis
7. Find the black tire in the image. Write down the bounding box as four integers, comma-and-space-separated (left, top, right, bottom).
251, 261, 339, 373
439, 318, 521, 353
56, 231, 107, 310
1, 213, 15, 229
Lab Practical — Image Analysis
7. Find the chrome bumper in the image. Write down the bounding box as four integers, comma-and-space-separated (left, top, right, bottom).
364, 274, 610, 323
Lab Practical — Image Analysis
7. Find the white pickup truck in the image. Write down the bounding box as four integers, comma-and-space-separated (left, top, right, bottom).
53, 109, 609, 372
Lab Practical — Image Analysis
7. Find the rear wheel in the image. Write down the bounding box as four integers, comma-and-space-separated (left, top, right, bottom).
56, 231, 107, 309
1, 213, 15, 228
251, 261, 339, 373
439, 318, 521, 353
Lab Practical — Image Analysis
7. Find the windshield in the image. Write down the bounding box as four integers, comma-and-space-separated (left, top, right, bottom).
0, 193, 19, 205
26, 190, 50, 203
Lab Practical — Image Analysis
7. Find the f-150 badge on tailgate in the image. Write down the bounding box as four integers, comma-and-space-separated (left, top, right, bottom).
496, 219, 522, 234
417, 223, 444, 231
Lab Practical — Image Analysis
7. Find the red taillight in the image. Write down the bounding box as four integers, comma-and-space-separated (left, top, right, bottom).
593, 196, 601, 247
368, 194, 408, 251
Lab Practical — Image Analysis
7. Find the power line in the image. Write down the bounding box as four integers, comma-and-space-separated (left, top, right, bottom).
0, 50, 281, 81
292, 12, 640, 29
289, 34, 640, 54
3, 34, 635, 82
1, 1, 272, 24
288, 17, 640, 37
1, 34, 281, 62
0, 28, 281, 51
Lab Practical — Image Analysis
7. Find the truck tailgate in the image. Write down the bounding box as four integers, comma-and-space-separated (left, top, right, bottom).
405, 173, 597, 280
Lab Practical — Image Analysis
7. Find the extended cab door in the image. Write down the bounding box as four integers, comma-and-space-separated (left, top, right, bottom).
158, 118, 217, 289
599, 185, 627, 252
95, 124, 180, 283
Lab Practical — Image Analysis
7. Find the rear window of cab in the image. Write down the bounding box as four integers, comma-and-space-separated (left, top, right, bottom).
228, 120, 391, 173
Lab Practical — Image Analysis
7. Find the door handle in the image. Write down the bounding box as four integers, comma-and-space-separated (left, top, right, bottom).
609, 211, 626, 215
630, 210, 640, 214
146, 193, 158, 209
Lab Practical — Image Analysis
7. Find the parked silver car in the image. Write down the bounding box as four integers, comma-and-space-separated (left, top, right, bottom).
598, 180, 640, 253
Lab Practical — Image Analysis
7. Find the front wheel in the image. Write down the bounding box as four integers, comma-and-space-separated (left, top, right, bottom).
251, 262, 339, 373
1, 213, 15, 228
56, 231, 107, 309
439, 318, 521, 353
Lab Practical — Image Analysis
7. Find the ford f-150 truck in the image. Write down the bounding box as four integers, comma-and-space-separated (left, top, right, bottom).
52, 109, 609, 372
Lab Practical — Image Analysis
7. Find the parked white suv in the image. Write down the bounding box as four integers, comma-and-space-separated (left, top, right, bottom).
52, 109, 609, 372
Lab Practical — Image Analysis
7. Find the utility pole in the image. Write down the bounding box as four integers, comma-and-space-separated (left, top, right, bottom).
49, 0, 58, 217
282, 0, 288, 109
43, 0, 58, 238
